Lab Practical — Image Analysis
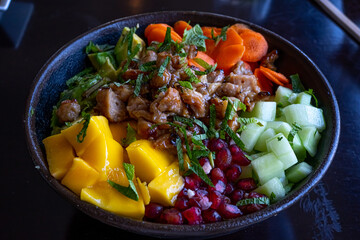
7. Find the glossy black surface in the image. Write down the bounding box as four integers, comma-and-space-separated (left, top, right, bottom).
1, 0, 359, 239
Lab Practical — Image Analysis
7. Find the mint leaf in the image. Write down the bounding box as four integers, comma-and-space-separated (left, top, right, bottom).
158, 56, 170, 77
139, 60, 157, 72
290, 74, 305, 93
236, 197, 270, 206
176, 137, 185, 171
179, 80, 193, 89
184, 67, 200, 83
121, 123, 137, 147
182, 24, 207, 51
288, 122, 302, 147
134, 73, 144, 96
188, 159, 214, 187
76, 112, 91, 143
224, 125, 245, 149
173, 116, 194, 127
158, 27, 172, 52
304, 89, 319, 107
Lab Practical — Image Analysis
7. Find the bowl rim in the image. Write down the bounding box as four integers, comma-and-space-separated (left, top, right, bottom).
25, 11, 340, 237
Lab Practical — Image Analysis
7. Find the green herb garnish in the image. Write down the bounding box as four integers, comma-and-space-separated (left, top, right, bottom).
270, 192, 277, 202
184, 67, 200, 83
304, 89, 319, 107
85, 41, 114, 54
179, 80, 193, 89
211, 25, 229, 46
158, 56, 171, 77
173, 116, 194, 127
207, 104, 219, 139
121, 123, 137, 147
158, 27, 173, 52
76, 112, 91, 143
236, 197, 270, 207
139, 60, 157, 72
224, 125, 245, 149
134, 73, 144, 96
290, 74, 305, 93
182, 24, 207, 51
176, 137, 185, 171
288, 122, 302, 146
108, 163, 139, 201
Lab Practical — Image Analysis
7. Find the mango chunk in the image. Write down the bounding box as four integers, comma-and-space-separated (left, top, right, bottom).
81, 181, 145, 220
109, 121, 137, 144
137, 178, 150, 205
61, 116, 112, 156
126, 140, 173, 183
61, 157, 99, 195
148, 162, 184, 207
42, 133, 75, 179
80, 135, 124, 181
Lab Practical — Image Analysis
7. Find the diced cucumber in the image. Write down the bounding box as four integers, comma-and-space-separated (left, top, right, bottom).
240, 118, 267, 152
275, 86, 293, 107
251, 153, 284, 185
286, 162, 313, 183
292, 135, 307, 161
254, 177, 285, 202
266, 121, 284, 130
284, 183, 294, 194
276, 122, 292, 136
277, 150, 298, 170
287, 93, 299, 104
266, 133, 293, 156
239, 164, 252, 179
254, 128, 276, 152
241, 101, 277, 121
283, 104, 326, 132
295, 92, 312, 105
298, 126, 321, 157
278, 171, 288, 186
249, 152, 268, 160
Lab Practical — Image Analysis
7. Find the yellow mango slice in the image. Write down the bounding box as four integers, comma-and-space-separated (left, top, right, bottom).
61, 116, 112, 156
80, 135, 124, 181
42, 133, 75, 179
109, 121, 137, 144
61, 157, 99, 195
148, 162, 184, 207
126, 140, 174, 183
136, 178, 150, 205
81, 181, 145, 220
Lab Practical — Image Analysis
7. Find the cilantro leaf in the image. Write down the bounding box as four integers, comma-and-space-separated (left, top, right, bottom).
182, 24, 207, 51
121, 123, 137, 147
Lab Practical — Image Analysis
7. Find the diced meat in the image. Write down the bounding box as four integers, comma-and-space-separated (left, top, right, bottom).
122, 69, 142, 80
184, 45, 198, 59
157, 87, 186, 114
208, 83, 222, 95
153, 133, 177, 152
96, 88, 127, 122
110, 84, 134, 102
126, 96, 152, 121
207, 70, 225, 83
171, 55, 187, 69
150, 68, 171, 88
141, 50, 157, 63
137, 117, 158, 139
260, 50, 279, 71
56, 99, 81, 123
216, 82, 242, 97
210, 98, 227, 119
231, 61, 253, 75
180, 88, 207, 118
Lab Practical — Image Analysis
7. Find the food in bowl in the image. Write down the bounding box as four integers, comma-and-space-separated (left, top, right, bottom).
42, 20, 325, 224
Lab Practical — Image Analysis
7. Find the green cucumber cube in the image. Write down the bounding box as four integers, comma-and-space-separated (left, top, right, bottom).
286, 162, 313, 183
277, 150, 298, 170
254, 128, 276, 152
287, 93, 299, 104
275, 86, 293, 107
240, 118, 267, 152
298, 126, 321, 157
283, 104, 326, 132
251, 153, 284, 185
296, 92, 312, 105
266, 133, 293, 156
241, 101, 277, 121
284, 183, 294, 194
239, 164, 253, 179
250, 152, 268, 160
292, 134, 307, 161
266, 121, 284, 130
254, 177, 285, 202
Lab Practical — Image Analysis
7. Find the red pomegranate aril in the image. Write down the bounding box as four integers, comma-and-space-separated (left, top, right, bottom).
185, 174, 202, 190
202, 209, 222, 223
223, 196, 231, 204
182, 207, 203, 225
238, 192, 269, 214
189, 189, 211, 210
160, 208, 183, 224
225, 164, 242, 183
209, 190, 223, 210
145, 202, 164, 219
174, 197, 189, 211
225, 182, 235, 195
230, 189, 246, 204
199, 157, 212, 174
208, 138, 228, 152
237, 178, 257, 192
178, 188, 188, 198
209, 179, 226, 193
215, 148, 232, 170
210, 168, 226, 182
218, 202, 242, 219
229, 144, 251, 166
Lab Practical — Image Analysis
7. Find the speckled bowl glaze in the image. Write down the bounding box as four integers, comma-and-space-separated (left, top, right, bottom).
25, 11, 340, 238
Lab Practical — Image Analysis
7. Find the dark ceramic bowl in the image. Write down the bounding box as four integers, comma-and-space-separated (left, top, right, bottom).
25, 11, 340, 238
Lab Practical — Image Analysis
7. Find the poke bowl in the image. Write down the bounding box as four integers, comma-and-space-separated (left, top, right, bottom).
25, 11, 340, 238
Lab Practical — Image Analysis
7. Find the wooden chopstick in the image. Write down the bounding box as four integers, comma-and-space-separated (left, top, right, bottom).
313, 0, 360, 43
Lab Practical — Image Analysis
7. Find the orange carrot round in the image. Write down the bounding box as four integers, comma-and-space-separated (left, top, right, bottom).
188, 51, 216, 71
240, 30, 268, 62
215, 44, 245, 74
202, 27, 222, 58
145, 26, 182, 45
144, 23, 173, 38
174, 20, 192, 37
188, 59, 205, 71
259, 66, 289, 86
230, 23, 250, 35
254, 68, 273, 94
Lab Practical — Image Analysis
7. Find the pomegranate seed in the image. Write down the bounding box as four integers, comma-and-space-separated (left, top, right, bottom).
223, 196, 231, 204
160, 208, 183, 224
230, 189, 246, 204
209, 179, 226, 193
178, 188, 188, 198
189, 189, 211, 210
218, 202, 242, 219
209, 190, 223, 210
202, 209, 222, 223
215, 148, 232, 170
210, 168, 226, 182
174, 197, 189, 211
224, 182, 235, 195
145, 203, 163, 219
237, 178, 257, 192
208, 138, 228, 152
238, 192, 269, 214
199, 157, 212, 174
182, 207, 203, 225
229, 144, 251, 166
185, 174, 202, 190
225, 164, 242, 183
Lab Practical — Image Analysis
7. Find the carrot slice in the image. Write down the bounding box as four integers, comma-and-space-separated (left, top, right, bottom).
239, 30, 268, 62
144, 23, 173, 38
145, 27, 182, 45
188, 59, 205, 71
230, 23, 250, 35
211, 28, 244, 61
215, 44, 245, 74
202, 27, 222, 57
259, 66, 290, 86
188, 51, 216, 71
174, 20, 192, 37
254, 68, 273, 94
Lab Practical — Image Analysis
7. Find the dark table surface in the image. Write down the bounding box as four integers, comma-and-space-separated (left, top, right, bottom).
1, 0, 359, 239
